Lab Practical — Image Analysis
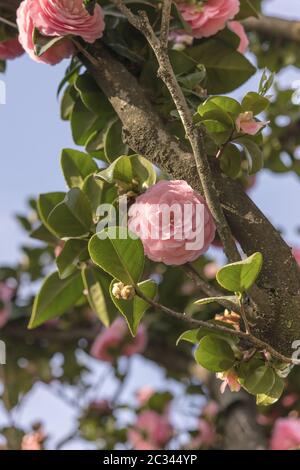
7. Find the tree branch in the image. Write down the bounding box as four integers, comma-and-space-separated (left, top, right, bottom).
244, 15, 300, 42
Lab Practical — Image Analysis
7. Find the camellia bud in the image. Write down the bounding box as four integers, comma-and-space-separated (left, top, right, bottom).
112, 282, 135, 300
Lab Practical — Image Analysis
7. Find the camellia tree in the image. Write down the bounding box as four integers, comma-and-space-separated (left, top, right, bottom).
1, 0, 300, 451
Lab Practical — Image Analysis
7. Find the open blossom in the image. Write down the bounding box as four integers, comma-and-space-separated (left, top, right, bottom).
0, 38, 24, 60
17, 0, 105, 64
128, 180, 216, 266
178, 0, 240, 39
0, 283, 15, 329
128, 410, 173, 450
136, 386, 155, 406
228, 21, 249, 54
21, 429, 45, 451
270, 418, 300, 450
236, 111, 269, 135
189, 419, 216, 448
217, 370, 241, 394
90, 318, 147, 363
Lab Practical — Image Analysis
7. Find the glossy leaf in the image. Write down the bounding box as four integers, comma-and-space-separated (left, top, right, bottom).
82, 266, 116, 327
61, 148, 98, 189
194, 335, 236, 372
216, 252, 263, 293
29, 271, 84, 329
88, 227, 145, 285
47, 188, 93, 238
56, 239, 88, 279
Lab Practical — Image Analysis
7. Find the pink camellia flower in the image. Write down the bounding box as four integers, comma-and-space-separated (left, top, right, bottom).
292, 247, 300, 266
178, 0, 240, 39
17, 0, 74, 64
17, 0, 105, 64
189, 419, 216, 448
202, 400, 219, 418
21, 429, 45, 451
128, 410, 173, 450
0, 283, 15, 329
282, 393, 298, 408
270, 418, 300, 450
90, 318, 147, 363
128, 180, 216, 266
236, 111, 269, 135
0, 37, 24, 60
136, 386, 155, 406
216, 370, 241, 394
228, 21, 249, 54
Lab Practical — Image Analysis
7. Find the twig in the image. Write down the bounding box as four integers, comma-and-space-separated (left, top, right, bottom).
160, 0, 172, 50
110, 0, 240, 264
0, 15, 18, 29
183, 263, 241, 313
134, 287, 298, 365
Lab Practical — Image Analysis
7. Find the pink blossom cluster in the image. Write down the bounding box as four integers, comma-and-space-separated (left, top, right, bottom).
0, 38, 24, 60
90, 318, 147, 363
128, 410, 173, 450
270, 417, 300, 450
17, 0, 105, 65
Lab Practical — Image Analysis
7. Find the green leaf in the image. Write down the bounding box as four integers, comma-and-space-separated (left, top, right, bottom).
187, 41, 256, 94
104, 120, 128, 163
33, 28, 65, 57
195, 335, 236, 372
202, 119, 233, 145
97, 154, 156, 190
177, 321, 239, 347
216, 252, 263, 293
88, 227, 145, 284
194, 295, 238, 307
47, 188, 93, 238
75, 72, 114, 117
56, 239, 88, 279
220, 143, 242, 179
37, 192, 66, 237
256, 374, 285, 406
29, 271, 83, 329
61, 148, 98, 189
30, 223, 58, 245
110, 278, 157, 336
82, 174, 118, 216
243, 365, 276, 395
71, 97, 106, 146
241, 92, 270, 115
82, 266, 116, 327
176, 329, 201, 346
236, 0, 260, 20
236, 137, 264, 175
200, 96, 241, 119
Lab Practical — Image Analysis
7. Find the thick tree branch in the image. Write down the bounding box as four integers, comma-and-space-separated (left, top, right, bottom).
244, 15, 300, 42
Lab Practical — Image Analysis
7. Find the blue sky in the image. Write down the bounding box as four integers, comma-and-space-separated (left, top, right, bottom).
0, 0, 299, 449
